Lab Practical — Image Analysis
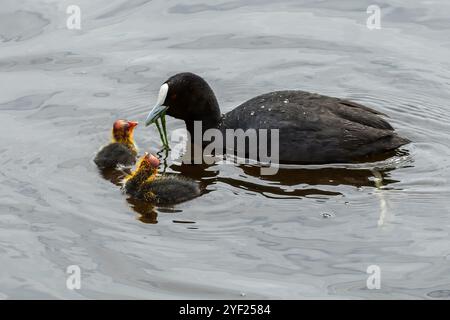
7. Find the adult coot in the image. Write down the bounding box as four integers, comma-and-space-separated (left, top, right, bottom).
124, 153, 201, 205
94, 120, 138, 169
145, 72, 410, 164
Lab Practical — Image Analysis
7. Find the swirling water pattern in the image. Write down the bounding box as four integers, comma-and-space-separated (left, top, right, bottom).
0, 0, 449, 299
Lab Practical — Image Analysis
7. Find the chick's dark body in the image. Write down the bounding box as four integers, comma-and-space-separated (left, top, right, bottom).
134, 175, 201, 205
94, 143, 137, 169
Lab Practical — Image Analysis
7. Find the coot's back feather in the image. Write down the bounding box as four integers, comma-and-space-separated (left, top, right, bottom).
220, 91, 409, 163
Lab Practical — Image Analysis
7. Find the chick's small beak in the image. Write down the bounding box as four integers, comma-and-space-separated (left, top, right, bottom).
127, 121, 138, 129
145, 104, 168, 126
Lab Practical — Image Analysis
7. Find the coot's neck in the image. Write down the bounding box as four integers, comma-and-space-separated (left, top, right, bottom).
185, 116, 222, 138
184, 90, 222, 138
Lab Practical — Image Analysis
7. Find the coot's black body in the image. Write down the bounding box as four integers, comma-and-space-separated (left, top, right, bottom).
94, 143, 137, 169
220, 90, 409, 163
146, 73, 410, 164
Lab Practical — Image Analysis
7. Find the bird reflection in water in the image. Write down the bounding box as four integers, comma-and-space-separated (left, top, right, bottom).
126, 196, 158, 224
98, 166, 130, 186
169, 149, 409, 199
126, 197, 190, 224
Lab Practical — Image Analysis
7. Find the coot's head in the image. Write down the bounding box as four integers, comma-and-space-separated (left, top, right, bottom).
112, 119, 138, 145
145, 72, 221, 128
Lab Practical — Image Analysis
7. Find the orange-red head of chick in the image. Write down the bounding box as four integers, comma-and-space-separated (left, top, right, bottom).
133, 152, 160, 172
112, 120, 138, 150
94, 120, 139, 169
124, 152, 160, 195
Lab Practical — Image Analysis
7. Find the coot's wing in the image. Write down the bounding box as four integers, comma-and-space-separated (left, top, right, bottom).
338, 118, 409, 156
332, 99, 394, 131
337, 99, 388, 116
224, 91, 393, 131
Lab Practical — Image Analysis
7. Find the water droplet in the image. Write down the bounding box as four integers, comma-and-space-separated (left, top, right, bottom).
250, 111, 255, 116
321, 212, 334, 219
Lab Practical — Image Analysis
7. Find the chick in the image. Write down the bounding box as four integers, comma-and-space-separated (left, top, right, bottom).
124, 153, 201, 205
94, 120, 138, 169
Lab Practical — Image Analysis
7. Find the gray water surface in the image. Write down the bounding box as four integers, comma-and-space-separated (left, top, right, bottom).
1, 0, 450, 299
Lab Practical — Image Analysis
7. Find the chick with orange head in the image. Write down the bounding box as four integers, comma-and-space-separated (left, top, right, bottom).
94, 120, 139, 169
124, 153, 201, 205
